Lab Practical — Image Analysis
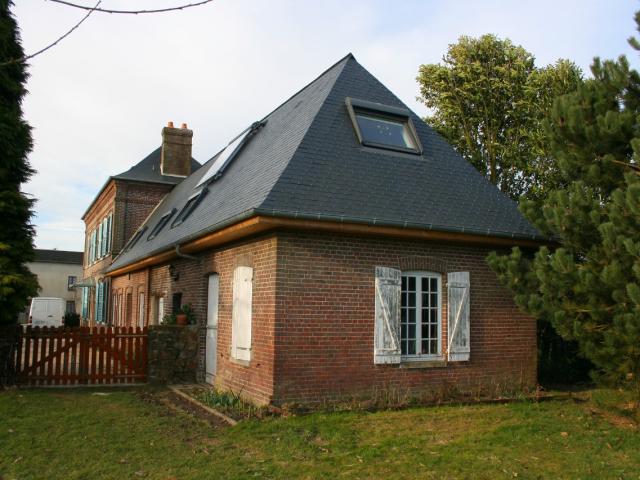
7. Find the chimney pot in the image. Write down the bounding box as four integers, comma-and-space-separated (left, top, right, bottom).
167, 121, 174, 128
181, 123, 188, 129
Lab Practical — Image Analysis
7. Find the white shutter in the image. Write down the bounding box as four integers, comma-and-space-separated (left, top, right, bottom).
447, 271, 470, 361
232, 266, 253, 361
374, 266, 401, 364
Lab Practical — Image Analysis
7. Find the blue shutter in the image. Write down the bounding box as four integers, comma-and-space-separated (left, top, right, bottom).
81, 287, 88, 318
106, 214, 112, 255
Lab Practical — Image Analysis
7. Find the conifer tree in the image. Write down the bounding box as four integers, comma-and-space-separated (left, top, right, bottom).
488, 13, 640, 393
0, 0, 39, 325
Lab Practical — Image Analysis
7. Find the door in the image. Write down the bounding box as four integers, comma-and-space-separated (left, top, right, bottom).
138, 292, 145, 328
205, 274, 219, 384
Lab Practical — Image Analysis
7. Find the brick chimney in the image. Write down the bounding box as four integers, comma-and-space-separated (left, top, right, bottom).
160, 122, 193, 177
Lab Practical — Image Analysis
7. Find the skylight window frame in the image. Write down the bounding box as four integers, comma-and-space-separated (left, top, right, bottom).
345, 97, 423, 155
124, 226, 148, 252
195, 120, 267, 189
171, 188, 208, 228
147, 208, 177, 241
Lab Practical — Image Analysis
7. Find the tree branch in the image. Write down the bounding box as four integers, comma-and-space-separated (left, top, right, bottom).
0, 1, 101, 67
47, 0, 215, 15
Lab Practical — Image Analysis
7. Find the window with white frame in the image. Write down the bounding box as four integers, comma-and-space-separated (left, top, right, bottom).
400, 272, 441, 358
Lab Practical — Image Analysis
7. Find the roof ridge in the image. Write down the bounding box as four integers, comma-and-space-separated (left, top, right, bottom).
258, 53, 354, 125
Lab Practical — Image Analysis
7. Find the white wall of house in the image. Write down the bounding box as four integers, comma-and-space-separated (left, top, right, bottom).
26, 261, 83, 313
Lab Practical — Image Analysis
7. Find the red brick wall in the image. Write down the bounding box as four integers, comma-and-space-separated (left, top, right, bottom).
197, 236, 278, 405
108, 230, 535, 406
114, 180, 173, 255
272, 231, 536, 404
110, 270, 149, 326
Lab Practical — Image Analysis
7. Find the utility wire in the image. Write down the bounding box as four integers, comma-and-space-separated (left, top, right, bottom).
47, 0, 215, 15
1, 0, 101, 66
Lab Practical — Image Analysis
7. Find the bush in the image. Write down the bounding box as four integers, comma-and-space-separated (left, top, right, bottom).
63, 312, 80, 328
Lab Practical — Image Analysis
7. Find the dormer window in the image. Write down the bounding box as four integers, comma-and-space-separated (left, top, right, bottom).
147, 208, 176, 241
346, 97, 422, 154
171, 189, 208, 228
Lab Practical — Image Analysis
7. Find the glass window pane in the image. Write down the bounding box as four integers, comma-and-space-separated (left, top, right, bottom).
421, 309, 429, 324
422, 277, 430, 291
430, 340, 437, 354
402, 292, 407, 307
423, 293, 429, 308
401, 276, 407, 290
401, 341, 407, 355
355, 114, 416, 150
408, 309, 415, 323
430, 309, 437, 323
430, 323, 437, 339
401, 323, 407, 340
408, 323, 416, 339
421, 340, 429, 355
408, 277, 416, 291
421, 323, 429, 339
431, 278, 438, 291
409, 292, 416, 307
401, 309, 406, 322
431, 293, 438, 306
407, 340, 416, 355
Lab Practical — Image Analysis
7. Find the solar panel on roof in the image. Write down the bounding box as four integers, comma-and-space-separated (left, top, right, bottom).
196, 121, 266, 189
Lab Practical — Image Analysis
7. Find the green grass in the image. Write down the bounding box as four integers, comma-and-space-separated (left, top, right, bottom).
1, 387, 639, 479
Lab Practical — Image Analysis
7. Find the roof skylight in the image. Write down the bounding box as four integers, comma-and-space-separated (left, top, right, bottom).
124, 226, 147, 251
171, 189, 208, 228
147, 208, 176, 241
196, 120, 266, 188
346, 97, 422, 154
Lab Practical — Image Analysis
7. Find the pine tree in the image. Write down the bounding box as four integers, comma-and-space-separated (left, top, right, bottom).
0, 0, 39, 326
488, 14, 640, 394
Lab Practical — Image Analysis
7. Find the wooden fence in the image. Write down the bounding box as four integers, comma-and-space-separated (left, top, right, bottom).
14, 326, 147, 386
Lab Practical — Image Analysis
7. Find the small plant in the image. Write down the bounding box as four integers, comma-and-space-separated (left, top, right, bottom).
162, 313, 177, 325
179, 304, 196, 325
63, 311, 80, 328
196, 388, 267, 420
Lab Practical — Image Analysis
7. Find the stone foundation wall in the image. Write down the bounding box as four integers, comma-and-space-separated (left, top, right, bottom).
147, 325, 199, 384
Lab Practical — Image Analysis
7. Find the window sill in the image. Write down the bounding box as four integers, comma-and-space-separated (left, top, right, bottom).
399, 359, 447, 369
230, 357, 250, 367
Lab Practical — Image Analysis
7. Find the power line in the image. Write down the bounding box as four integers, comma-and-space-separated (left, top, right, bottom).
47, 0, 215, 15
1, 1, 101, 67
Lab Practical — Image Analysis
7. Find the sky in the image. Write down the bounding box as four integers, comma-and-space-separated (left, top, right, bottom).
13, 0, 640, 251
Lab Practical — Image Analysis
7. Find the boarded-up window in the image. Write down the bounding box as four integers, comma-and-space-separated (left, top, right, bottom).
231, 266, 253, 362
447, 271, 470, 361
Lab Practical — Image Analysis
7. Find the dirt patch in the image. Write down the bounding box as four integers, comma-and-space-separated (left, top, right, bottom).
586, 406, 638, 430
164, 391, 230, 429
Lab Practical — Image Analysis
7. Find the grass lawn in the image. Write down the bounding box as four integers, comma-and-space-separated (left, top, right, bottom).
0, 388, 638, 480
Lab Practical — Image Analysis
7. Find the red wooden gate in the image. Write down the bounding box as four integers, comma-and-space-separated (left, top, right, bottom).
15, 326, 147, 386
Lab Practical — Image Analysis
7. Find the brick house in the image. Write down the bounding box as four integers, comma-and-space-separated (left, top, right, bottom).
79, 126, 200, 324
100, 54, 545, 405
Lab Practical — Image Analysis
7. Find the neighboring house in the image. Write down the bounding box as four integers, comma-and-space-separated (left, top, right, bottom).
79, 125, 200, 323
26, 249, 83, 317
96, 54, 545, 405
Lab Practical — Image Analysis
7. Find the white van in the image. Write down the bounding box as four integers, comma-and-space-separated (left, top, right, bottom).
29, 297, 65, 327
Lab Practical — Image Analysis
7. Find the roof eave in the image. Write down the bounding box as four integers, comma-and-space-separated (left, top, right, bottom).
106, 212, 551, 277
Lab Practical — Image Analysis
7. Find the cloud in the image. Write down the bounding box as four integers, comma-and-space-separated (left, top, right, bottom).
12, 0, 639, 251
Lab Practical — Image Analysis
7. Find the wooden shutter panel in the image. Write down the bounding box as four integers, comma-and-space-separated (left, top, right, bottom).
374, 266, 401, 364
447, 271, 470, 361
232, 266, 253, 361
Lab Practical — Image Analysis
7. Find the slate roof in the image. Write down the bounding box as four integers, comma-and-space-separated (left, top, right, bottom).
81, 147, 201, 220
109, 54, 543, 272
34, 249, 83, 265
113, 147, 201, 184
